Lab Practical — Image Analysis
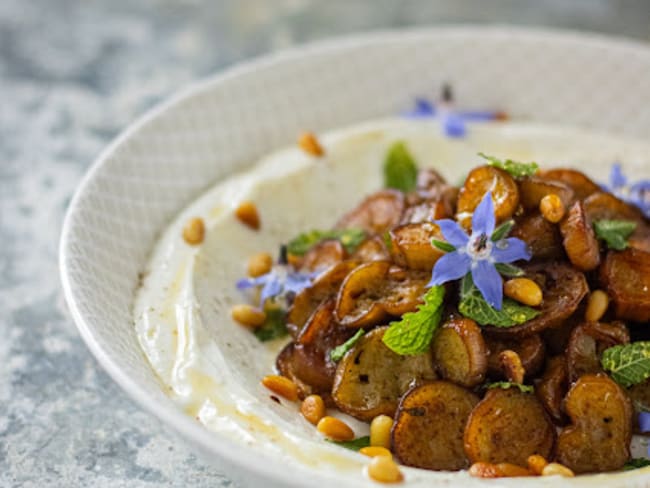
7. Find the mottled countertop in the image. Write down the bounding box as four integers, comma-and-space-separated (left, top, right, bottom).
1, 1, 649, 486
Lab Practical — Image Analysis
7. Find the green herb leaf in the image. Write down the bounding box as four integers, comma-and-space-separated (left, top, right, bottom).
327, 435, 371, 451
494, 263, 525, 277
478, 152, 539, 178
623, 458, 650, 470
286, 228, 366, 256
382, 286, 445, 355
601, 342, 650, 387
431, 239, 456, 253
382, 231, 393, 252
330, 329, 365, 362
384, 141, 418, 192
490, 219, 515, 242
593, 219, 637, 251
253, 308, 289, 342
458, 275, 540, 327
485, 381, 534, 394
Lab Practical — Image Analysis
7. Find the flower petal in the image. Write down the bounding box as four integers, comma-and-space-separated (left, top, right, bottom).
472, 260, 503, 310
434, 219, 470, 248
428, 251, 472, 286
472, 191, 496, 236
403, 98, 436, 118
639, 412, 650, 434
457, 110, 500, 121
284, 273, 315, 295
236, 276, 264, 290
442, 112, 466, 138
610, 163, 627, 189
492, 237, 532, 264
260, 279, 283, 304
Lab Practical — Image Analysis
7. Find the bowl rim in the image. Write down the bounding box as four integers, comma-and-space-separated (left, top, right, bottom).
60, 25, 650, 485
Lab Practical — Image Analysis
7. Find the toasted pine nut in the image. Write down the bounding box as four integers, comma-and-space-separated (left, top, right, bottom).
360, 446, 392, 458
261, 375, 298, 402
316, 416, 355, 441
366, 455, 403, 483
527, 454, 549, 475
247, 252, 273, 277
235, 201, 260, 230
370, 415, 394, 449
499, 350, 525, 384
231, 304, 266, 328
469, 462, 531, 478
504, 278, 543, 307
298, 132, 324, 156
182, 217, 205, 245
542, 462, 575, 477
585, 290, 610, 322
540, 194, 566, 223
300, 395, 326, 425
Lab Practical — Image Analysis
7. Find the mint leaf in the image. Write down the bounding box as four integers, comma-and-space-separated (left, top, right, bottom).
330, 329, 365, 362
253, 308, 289, 342
459, 275, 540, 327
382, 286, 445, 355
594, 219, 637, 251
384, 141, 418, 192
382, 231, 393, 251
623, 458, 650, 470
494, 263, 525, 277
286, 228, 366, 256
327, 435, 370, 451
479, 152, 539, 178
486, 381, 534, 394
431, 239, 456, 253
490, 220, 515, 242
601, 342, 650, 387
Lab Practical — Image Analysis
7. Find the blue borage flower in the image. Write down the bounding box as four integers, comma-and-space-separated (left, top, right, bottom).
604, 163, 650, 218
403, 97, 505, 138
639, 412, 650, 458
429, 191, 531, 310
237, 266, 318, 305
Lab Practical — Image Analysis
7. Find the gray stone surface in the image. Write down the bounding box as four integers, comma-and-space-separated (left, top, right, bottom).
1, 1, 649, 486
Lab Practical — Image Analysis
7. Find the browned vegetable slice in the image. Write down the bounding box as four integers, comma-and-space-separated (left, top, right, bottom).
486, 335, 545, 378
298, 239, 346, 272
499, 350, 525, 384
584, 191, 644, 223
540, 168, 600, 200
392, 381, 479, 470
519, 177, 574, 210
483, 262, 588, 338
600, 248, 650, 322
332, 327, 437, 421
276, 343, 333, 405
464, 388, 556, 466
335, 261, 429, 328
335, 190, 405, 235
389, 223, 445, 271
401, 200, 448, 224
556, 374, 632, 473
350, 235, 391, 262
566, 322, 630, 383
431, 317, 487, 387
456, 166, 519, 229
536, 356, 568, 424
510, 213, 564, 260
559, 201, 600, 272
286, 261, 359, 336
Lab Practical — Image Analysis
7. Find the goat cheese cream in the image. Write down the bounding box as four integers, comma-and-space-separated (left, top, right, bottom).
133, 118, 650, 475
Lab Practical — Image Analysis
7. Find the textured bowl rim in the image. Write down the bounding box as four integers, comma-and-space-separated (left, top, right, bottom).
60, 25, 650, 486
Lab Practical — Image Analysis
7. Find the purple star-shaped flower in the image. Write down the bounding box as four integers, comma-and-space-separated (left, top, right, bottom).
429, 191, 531, 310
604, 163, 650, 218
236, 266, 318, 305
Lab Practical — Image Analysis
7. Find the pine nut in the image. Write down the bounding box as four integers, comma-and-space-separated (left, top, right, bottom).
366, 455, 403, 483
182, 217, 205, 245
247, 252, 273, 277
499, 349, 525, 384
298, 132, 324, 156
542, 462, 575, 477
360, 446, 392, 458
235, 201, 260, 230
504, 278, 543, 307
300, 395, 325, 425
469, 462, 531, 478
261, 375, 298, 402
527, 454, 548, 475
585, 290, 610, 322
231, 304, 266, 328
370, 415, 394, 449
316, 416, 355, 441
540, 194, 566, 223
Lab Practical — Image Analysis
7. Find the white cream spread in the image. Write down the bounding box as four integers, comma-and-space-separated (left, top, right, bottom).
133, 118, 650, 483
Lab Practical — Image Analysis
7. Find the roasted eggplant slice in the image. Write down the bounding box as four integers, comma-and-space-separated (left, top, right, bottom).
559, 201, 600, 272
335, 190, 405, 235
511, 213, 564, 260
600, 248, 650, 322
350, 235, 391, 262
298, 239, 346, 272
519, 177, 574, 210
540, 168, 600, 200
389, 223, 445, 271
536, 355, 569, 424
486, 335, 545, 379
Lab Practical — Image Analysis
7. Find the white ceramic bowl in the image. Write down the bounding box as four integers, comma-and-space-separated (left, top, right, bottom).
61, 27, 650, 487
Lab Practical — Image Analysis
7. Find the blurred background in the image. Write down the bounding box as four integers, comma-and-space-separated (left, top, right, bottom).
1, 1, 650, 486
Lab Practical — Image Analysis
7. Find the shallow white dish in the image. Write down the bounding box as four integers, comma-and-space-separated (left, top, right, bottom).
60, 26, 650, 487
